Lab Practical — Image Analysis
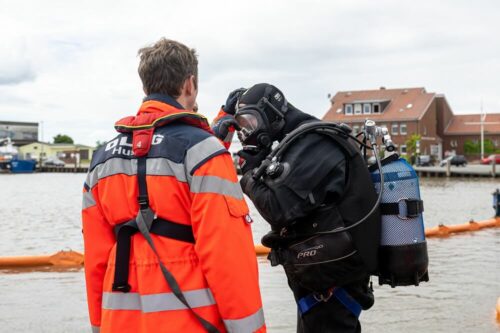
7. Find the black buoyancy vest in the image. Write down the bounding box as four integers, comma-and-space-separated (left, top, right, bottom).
276, 130, 381, 275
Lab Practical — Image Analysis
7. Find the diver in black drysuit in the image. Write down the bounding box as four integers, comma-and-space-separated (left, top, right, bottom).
232, 83, 380, 333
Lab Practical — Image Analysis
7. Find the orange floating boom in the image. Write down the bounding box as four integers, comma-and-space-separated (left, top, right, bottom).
424, 217, 500, 238
0, 250, 84, 268
497, 297, 500, 321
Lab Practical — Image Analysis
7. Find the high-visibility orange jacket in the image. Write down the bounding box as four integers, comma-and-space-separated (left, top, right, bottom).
82, 94, 265, 333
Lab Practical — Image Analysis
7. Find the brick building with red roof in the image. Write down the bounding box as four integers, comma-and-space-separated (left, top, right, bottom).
322, 87, 500, 161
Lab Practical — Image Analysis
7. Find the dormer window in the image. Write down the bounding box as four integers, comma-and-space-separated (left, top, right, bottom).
363, 104, 371, 114
354, 104, 362, 115
345, 104, 353, 115
373, 103, 380, 113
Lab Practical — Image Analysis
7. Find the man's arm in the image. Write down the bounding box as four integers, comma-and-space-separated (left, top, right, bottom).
82, 181, 115, 332
187, 138, 266, 332
211, 88, 246, 149
211, 108, 239, 149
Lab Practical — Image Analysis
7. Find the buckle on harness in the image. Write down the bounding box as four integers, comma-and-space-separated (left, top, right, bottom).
137, 194, 149, 209
406, 198, 423, 218
112, 283, 131, 293
313, 288, 334, 302
397, 198, 424, 219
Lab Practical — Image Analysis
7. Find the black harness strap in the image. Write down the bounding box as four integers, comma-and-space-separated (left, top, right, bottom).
112, 218, 195, 292
380, 199, 424, 218
112, 158, 195, 292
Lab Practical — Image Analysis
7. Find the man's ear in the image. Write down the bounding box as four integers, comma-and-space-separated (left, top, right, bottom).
184, 75, 196, 96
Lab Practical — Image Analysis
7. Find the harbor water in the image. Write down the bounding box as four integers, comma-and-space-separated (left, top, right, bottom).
0, 173, 499, 332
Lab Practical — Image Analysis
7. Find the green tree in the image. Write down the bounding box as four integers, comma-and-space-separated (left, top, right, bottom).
95, 140, 106, 149
464, 139, 497, 154
405, 134, 421, 164
463, 140, 478, 154
53, 134, 74, 144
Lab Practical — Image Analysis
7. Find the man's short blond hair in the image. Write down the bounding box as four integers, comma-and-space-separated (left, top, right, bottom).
138, 38, 198, 98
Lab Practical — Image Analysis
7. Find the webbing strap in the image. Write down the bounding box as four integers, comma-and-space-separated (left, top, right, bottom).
333, 287, 362, 318
380, 199, 424, 218
297, 287, 362, 318
137, 157, 149, 210
297, 293, 321, 315
134, 157, 219, 333
112, 217, 195, 292
112, 221, 136, 292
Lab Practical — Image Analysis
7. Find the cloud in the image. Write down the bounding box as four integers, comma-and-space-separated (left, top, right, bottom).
0, 0, 499, 145
0, 40, 36, 85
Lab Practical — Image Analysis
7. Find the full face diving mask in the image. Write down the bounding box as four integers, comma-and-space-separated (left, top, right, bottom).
235, 88, 288, 148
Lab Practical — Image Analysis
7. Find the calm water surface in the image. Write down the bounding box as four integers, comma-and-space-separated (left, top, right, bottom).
0, 174, 499, 332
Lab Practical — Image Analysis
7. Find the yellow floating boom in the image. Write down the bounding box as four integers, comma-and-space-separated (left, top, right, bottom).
0, 218, 499, 269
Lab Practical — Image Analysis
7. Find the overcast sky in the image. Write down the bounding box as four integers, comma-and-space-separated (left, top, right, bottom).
1, 0, 499, 146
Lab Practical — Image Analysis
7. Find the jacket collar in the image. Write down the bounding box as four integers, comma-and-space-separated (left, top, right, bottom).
114, 94, 212, 156
141, 93, 185, 111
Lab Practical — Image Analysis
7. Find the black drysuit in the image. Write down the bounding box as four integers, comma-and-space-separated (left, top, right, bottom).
240, 121, 375, 333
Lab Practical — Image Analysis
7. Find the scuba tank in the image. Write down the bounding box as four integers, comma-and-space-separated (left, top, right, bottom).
370, 154, 429, 287
252, 120, 429, 289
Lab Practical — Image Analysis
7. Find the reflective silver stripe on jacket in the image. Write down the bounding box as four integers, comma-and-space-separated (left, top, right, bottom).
82, 191, 96, 209
224, 307, 266, 333
190, 175, 243, 200
102, 288, 215, 312
86, 157, 186, 190
91, 325, 100, 333
148, 157, 186, 182
86, 158, 137, 189
185, 136, 226, 174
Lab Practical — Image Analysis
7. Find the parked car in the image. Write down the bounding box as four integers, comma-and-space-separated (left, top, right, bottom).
416, 155, 433, 166
440, 155, 467, 167
480, 154, 500, 165
43, 157, 65, 167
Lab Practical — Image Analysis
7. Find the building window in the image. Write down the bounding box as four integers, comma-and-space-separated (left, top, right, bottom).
345, 104, 353, 115
373, 103, 380, 113
379, 123, 387, 129
400, 145, 407, 155
391, 123, 398, 135
352, 125, 360, 135
400, 123, 407, 135
363, 104, 371, 114
354, 104, 362, 115
423, 126, 427, 135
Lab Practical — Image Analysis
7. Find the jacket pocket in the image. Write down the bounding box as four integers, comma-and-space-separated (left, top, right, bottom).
224, 195, 250, 219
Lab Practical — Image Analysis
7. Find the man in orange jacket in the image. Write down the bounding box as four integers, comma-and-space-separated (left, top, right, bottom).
82, 38, 266, 333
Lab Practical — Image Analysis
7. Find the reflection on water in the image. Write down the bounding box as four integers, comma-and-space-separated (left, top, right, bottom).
1, 174, 499, 332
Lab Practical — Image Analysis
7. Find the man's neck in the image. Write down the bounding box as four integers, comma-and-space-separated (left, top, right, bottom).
176, 95, 189, 110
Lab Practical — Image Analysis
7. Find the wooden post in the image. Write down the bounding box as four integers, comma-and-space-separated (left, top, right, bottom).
446, 160, 451, 177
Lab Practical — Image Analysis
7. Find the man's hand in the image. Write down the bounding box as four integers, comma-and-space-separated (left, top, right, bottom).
237, 147, 270, 174
222, 88, 246, 115
212, 115, 241, 141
